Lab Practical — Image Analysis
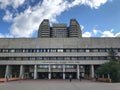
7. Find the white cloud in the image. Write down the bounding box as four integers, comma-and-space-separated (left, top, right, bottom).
0, 33, 13, 38
10, 0, 68, 37
101, 31, 114, 37
0, 33, 4, 38
102, 31, 120, 37
1, 0, 111, 37
84, 0, 108, 9
3, 10, 13, 22
96, 29, 120, 37
81, 25, 84, 31
82, 32, 92, 37
0, 0, 25, 9
93, 29, 98, 35
115, 32, 120, 37
69, 0, 108, 9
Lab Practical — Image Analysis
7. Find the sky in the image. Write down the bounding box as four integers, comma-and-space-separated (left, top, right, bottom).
0, 0, 120, 38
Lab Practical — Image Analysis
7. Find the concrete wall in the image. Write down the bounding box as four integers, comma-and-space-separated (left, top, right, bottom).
0, 38, 120, 48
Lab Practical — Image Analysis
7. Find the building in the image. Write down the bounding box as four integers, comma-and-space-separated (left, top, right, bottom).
38, 19, 81, 38
0, 19, 120, 80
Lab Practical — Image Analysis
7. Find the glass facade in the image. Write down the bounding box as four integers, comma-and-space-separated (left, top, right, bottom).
0, 48, 119, 53
0, 56, 110, 60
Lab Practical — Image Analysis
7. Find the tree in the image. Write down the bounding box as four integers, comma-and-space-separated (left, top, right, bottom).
108, 48, 118, 61
96, 48, 120, 82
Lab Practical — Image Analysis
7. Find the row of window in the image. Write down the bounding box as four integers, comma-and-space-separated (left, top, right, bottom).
36, 65, 77, 69
0, 56, 111, 60
0, 48, 120, 53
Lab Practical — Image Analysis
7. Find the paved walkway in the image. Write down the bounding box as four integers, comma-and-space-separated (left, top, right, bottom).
0, 79, 120, 90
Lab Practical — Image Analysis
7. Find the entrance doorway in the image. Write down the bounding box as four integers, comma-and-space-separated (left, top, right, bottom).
0, 65, 6, 78
65, 72, 77, 79
38, 72, 48, 79
51, 72, 63, 79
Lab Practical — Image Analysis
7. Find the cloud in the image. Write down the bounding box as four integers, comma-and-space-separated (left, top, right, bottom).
1, 0, 111, 37
84, 0, 108, 9
3, 10, 13, 22
93, 29, 98, 35
10, 0, 68, 37
101, 30, 120, 37
115, 32, 120, 37
82, 32, 92, 37
0, 33, 4, 38
92, 28, 120, 37
69, 0, 108, 9
0, 0, 25, 9
101, 30, 114, 37
0, 33, 13, 38
81, 25, 84, 31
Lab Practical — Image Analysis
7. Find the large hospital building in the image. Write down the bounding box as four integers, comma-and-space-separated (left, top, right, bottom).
0, 19, 120, 79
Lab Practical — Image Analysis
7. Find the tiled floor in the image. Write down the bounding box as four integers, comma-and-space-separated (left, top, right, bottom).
0, 79, 120, 90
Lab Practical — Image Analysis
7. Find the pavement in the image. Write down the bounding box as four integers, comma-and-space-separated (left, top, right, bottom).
0, 79, 120, 90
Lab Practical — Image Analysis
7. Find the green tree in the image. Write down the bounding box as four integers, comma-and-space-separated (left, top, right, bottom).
108, 48, 118, 61
96, 48, 120, 82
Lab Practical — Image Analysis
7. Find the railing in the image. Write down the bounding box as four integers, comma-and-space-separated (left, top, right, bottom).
0, 60, 109, 65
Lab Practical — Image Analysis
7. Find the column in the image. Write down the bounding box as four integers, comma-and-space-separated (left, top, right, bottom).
91, 65, 94, 78
63, 64, 65, 79
5, 65, 12, 78
77, 65, 80, 79
19, 65, 25, 79
34, 65, 37, 80
48, 64, 51, 79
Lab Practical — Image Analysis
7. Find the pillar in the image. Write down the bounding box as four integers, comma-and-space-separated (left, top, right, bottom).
19, 65, 25, 79
5, 65, 12, 78
48, 64, 51, 79
34, 65, 37, 79
63, 64, 65, 79
108, 74, 110, 79
91, 65, 94, 78
77, 65, 80, 79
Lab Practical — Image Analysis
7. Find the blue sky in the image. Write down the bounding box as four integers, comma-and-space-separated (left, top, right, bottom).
0, 0, 120, 38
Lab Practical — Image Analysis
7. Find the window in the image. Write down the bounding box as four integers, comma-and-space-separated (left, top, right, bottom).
38, 65, 48, 69
50, 49, 57, 52
78, 57, 85, 60
16, 57, 22, 60
15, 49, 23, 53
57, 65, 62, 68
113, 49, 119, 53
64, 57, 70, 60
29, 57, 35, 60
57, 57, 64, 60
92, 49, 99, 52
36, 57, 42, 60
93, 57, 99, 60
65, 65, 74, 69
86, 49, 90, 52
77, 49, 85, 52
57, 49, 63, 52
50, 57, 56, 60
71, 57, 77, 60
71, 49, 77, 52
2, 49, 9, 53
51, 65, 57, 68
99, 49, 106, 52
10, 49, 15, 53
86, 57, 91, 60
43, 57, 49, 60
9, 57, 15, 60
23, 57, 29, 60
